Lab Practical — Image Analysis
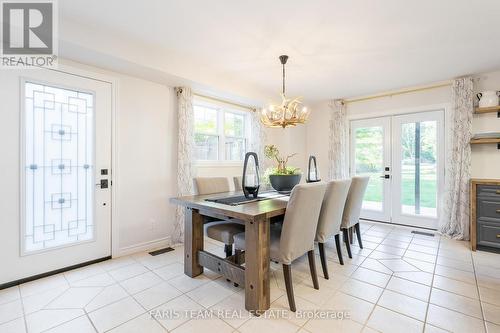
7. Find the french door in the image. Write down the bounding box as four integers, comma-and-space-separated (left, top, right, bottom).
0, 68, 112, 285
350, 117, 392, 222
350, 111, 444, 229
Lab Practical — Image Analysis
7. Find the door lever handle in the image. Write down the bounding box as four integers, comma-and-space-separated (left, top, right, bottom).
96, 179, 109, 189
379, 175, 390, 179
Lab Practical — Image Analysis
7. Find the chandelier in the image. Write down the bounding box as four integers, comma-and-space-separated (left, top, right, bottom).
261, 55, 310, 128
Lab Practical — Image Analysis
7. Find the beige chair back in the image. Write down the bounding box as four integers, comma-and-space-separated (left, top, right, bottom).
194, 177, 230, 195
316, 180, 351, 243
279, 182, 327, 264
233, 176, 242, 191
341, 176, 369, 229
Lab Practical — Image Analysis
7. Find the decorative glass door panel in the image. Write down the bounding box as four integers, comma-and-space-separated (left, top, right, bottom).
23, 82, 95, 253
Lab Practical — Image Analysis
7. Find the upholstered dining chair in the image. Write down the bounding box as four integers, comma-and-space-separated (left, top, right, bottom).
193, 177, 245, 257
315, 179, 351, 279
341, 176, 369, 258
233, 182, 327, 312
233, 176, 242, 191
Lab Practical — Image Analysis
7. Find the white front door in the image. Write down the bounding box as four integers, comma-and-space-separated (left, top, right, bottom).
350, 110, 444, 229
0, 67, 112, 285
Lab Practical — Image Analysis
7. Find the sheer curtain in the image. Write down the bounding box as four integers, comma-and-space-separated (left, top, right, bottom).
173, 87, 195, 244
328, 99, 348, 180
440, 77, 474, 240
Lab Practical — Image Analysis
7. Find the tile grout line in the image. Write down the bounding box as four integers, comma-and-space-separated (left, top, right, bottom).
471, 249, 489, 332
38, 274, 95, 333
84, 312, 98, 333
19, 285, 30, 333
421, 231, 441, 332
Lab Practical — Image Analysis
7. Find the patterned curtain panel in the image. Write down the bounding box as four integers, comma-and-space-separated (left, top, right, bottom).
328, 99, 348, 180
249, 108, 267, 171
173, 87, 195, 244
440, 77, 473, 240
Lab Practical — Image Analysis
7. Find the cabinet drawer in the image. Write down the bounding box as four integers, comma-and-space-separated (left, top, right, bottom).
477, 222, 500, 249
477, 185, 500, 197
477, 199, 500, 221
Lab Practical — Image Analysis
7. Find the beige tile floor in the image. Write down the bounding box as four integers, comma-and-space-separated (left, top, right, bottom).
1, 221, 499, 333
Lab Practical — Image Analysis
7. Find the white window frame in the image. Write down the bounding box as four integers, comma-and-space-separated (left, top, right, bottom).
194, 99, 251, 165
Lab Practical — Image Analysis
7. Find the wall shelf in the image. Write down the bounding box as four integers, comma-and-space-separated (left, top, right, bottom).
471, 138, 500, 149
474, 105, 500, 117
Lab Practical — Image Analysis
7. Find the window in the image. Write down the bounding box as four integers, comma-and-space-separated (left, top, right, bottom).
194, 101, 250, 161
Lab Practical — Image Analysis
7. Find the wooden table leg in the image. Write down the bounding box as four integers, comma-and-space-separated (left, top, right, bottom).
244, 216, 270, 314
184, 207, 204, 277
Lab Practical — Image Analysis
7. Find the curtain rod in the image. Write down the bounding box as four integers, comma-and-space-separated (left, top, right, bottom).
193, 92, 257, 112
344, 81, 452, 104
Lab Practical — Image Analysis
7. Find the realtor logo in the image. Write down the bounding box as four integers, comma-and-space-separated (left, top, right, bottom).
1, 0, 57, 67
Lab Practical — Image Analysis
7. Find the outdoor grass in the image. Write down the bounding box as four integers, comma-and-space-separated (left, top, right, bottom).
361, 167, 437, 208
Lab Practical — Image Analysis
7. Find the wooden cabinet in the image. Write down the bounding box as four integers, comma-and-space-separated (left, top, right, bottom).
470, 179, 500, 251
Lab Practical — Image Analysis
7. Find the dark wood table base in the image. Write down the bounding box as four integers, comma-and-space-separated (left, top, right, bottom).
183, 207, 271, 313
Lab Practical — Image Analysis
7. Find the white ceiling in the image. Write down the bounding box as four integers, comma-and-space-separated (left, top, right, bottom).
60, 0, 500, 101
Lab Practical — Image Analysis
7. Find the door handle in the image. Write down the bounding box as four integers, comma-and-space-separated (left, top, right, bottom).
496, 190, 500, 195
96, 179, 109, 189
379, 175, 390, 179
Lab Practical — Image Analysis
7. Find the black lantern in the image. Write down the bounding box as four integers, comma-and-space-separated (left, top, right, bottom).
306, 155, 321, 183
242, 152, 260, 198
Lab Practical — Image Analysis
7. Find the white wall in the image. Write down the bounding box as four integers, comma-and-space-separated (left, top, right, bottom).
306, 100, 333, 178
113, 74, 176, 253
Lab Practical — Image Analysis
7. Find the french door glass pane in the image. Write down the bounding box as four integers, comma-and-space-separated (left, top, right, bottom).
354, 126, 384, 211
24, 82, 94, 253
400, 120, 437, 217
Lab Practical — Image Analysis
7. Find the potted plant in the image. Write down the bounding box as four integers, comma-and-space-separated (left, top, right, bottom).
264, 144, 302, 193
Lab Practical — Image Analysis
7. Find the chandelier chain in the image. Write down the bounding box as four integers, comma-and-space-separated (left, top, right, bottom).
282, 62, 286, 95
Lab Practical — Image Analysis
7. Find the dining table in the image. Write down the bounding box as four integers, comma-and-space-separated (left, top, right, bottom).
170, 191, 289, 313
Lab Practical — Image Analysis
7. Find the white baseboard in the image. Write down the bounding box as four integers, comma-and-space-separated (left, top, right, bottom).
113, 236, 172, 257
